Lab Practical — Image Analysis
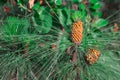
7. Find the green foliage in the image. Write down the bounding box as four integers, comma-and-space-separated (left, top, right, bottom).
55, 0, 62, 5
32, 2, 40, 10
72, 0, 82, 3
1, 16, 29, 35
33, 6, 52, 34
78, 4, 85, 10
88, 0, 102, 17
89, 0, 98, 4
0, 0, 120, 80
91, 2, 101, 10
94, 18, 108, 28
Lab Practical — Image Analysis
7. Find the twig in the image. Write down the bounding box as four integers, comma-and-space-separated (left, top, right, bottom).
19, 4, 31, 12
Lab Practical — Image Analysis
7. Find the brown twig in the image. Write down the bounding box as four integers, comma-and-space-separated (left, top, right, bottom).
71, 52, 77, 62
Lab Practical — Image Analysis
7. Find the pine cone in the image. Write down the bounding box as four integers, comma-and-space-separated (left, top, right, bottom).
71, 21, 83, 45
85, 48, 100, 64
